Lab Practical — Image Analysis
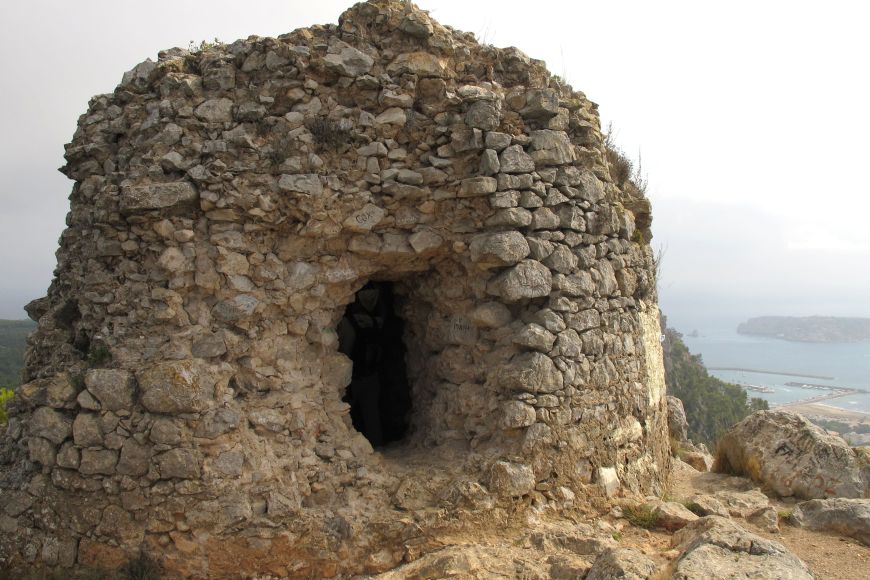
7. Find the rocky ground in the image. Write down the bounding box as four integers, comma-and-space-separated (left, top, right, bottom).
371, 459, 868, 579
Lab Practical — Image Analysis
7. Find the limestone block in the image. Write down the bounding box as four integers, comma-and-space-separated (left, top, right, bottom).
479, 149, 500, 176
459, 176, 498, 197
513, 323, 556, 352
84, 369, 135, 411
408, 230, 443, 254
498, 172, 534, 190
56, 442, 80, 469
194, 98, 234, 123
486, 259, 552, 302
498, 352, 563, 393
155, 448, 201, 479
212, 294, 259, 322
465, 100, 501, 130
322, 40, 374, 77
343, 203, 386, 233
529, 130, 576, 166
79, 448, 118, 475
543, 245, 578, 273
73, 413, 103, 447
485, 131, 512, 151
150, 418, 182, 445
498, 144, 535, 174
195, 408, 242, 439
30, 407, 72, 444
117, 439, 151, 476
119, 182, 198, 214
486, 208, 533, 228
375, 107, 407, 125
520, 89, 560, 120
557, 205, 586, 231
278, 174, 323, 196
16, 375, 76, 409
488, 461, 535, 497
469, 231, 530, 269
387, 52, 449, 77
27, 437, 56, 466
502, 401, 537, 429
451, 126, 483, 152
138, 359, 224, 414
597, 467, 620, 498
469, 302, 512, 328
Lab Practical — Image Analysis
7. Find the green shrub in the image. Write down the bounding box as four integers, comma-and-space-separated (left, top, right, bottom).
0, 387, 14, 425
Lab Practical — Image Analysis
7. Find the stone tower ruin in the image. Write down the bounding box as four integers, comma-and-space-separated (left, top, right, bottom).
0, 1, 668, 576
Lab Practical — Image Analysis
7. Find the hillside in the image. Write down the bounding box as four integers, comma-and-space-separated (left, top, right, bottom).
0, 319, 35, 386
663, 323, 768, 446
737, 315, 870, 343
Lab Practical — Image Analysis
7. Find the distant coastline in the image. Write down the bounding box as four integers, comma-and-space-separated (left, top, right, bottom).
706, 366, 834, 380
737, 315, 870, 343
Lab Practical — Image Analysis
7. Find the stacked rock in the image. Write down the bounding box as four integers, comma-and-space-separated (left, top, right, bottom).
0, 1, 668, 576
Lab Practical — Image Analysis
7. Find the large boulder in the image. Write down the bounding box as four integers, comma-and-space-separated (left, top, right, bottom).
667, 395, 688, 441
792, 498, 870, 546
716, 410, 868, 499
671, 516, 813, 579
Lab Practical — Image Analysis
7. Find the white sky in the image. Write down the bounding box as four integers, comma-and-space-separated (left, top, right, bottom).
1, 0, 868, 326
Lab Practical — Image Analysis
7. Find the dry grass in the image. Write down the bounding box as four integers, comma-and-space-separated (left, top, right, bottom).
623, 502, 659, 529
305, 117, 352, 149
603, 122, 648, 194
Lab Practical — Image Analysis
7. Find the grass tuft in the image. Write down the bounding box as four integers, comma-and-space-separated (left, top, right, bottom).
623, 502, 659, 529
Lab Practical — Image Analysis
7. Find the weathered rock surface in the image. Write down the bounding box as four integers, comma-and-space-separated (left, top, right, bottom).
376, 543, 591, 579
0, 0, 666, 576
671, 516, 814, 579
666, 395, 688, 441
792, 498, 870, 546
713, 489, 771, 518
651, 500, 699, 531
716, 410, 868, 499
586, 547, 657, 580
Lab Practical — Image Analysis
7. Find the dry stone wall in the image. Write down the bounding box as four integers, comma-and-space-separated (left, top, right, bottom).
0, 1, 668, 576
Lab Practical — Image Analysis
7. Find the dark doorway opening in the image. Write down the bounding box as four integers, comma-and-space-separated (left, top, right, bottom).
338, 281, 412, 447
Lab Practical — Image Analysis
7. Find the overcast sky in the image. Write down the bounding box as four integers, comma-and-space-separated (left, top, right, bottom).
1, 0, 868, 329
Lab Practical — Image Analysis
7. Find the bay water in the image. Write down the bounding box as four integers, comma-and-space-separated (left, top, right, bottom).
675, 321, 870, 414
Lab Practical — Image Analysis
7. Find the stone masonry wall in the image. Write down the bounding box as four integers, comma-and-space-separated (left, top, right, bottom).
0, 1, 668, 576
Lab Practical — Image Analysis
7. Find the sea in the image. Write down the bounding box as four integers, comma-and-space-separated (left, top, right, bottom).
673, 321, 870, 415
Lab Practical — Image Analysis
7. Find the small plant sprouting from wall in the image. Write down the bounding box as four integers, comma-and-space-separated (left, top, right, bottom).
86, 345, 112, 368
188, 38, 224, 53
0, 387, 14, 425
305, 117, 352, 150
604, 122, 648, 195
